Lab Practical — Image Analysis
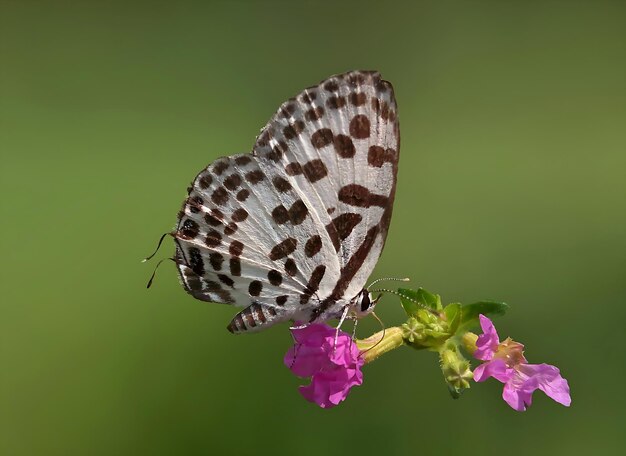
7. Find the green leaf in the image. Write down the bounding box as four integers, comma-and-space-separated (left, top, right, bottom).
397, 287, 442, 314
459, 301, 509, 331
444, 303, 462, 335
416, 288, 442, 311
397, 288, 421, 317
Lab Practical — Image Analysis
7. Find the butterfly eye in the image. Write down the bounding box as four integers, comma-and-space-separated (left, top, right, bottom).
360, 291, 372, 312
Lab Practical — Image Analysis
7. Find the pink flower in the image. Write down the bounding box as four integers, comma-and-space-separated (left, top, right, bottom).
472, 315, 571, 411
284, 323, 364, 408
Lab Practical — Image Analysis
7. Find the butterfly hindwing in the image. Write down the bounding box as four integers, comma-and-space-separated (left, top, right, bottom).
174, 70, 399, 332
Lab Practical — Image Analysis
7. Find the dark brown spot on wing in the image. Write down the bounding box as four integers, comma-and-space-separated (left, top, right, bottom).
229, 240, 244, 256
280, 103, 296, 118
347, 72, 366, 85
376, 79, 391, 93
209, 252, 224, 271
333, 134, 356, 158
267, 141, 287, 162
224, 174, 242, 191
301, 91, 316, 104
311, 128, 334, 149
230, 258, 241, 276
218, 274, 234, 287
324, 80, 339, 92
256, 130, 271, 147
211, 187, 229, 205
198, 173, 212, 189
269, 238, 297, 261
268, 269, 283, 286
284, 258, 298, 277
205, 229, 222, 247
245, 170, 265, 184
205, 280, 221, 293
349, 114, 370, 139
213, 161, 229, 175
283, 120, 305, 140
236, 189, 250, 201
248, 280, 263, 296
188, 247, 204, 276
285, 162, 303, 176
325, 213, 362, 252
272, 205, 289, 224
305, 106, 324, 121
204, 212, 222, 227
303, 159, 328, 183
232, 208, 249, 222
276, 295, 288, 306
289, 200, 308, 225
300, 265, 326, 304
349, 92, 367, 106
273, 176, 292, 193
338, 184, 388, 207
334, 213, 363, 240
368, 146, 397, 167
371, 97, 380, 112
224, 222, 238, 235
304, 235, 322, 258
326, 96, 346, 109
235, 156, 252, 166
179, 219, 199, 239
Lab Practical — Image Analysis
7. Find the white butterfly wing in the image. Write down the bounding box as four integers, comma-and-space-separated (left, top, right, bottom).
174, 70, 399, 332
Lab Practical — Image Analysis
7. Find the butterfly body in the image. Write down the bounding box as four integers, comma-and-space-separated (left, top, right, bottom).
173, 70, 399, 333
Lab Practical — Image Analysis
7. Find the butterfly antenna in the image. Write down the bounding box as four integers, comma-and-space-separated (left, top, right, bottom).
371, 288, 439, 315
359, 311, 386, 357
146, 258, 174, 288
142, 232, 172, 262
367, 276, 410, 289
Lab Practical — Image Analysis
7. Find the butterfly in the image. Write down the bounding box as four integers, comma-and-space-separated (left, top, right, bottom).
173, 70, 399, 333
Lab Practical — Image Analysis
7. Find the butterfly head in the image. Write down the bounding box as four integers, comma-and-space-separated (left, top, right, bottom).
352, 289, 377, 318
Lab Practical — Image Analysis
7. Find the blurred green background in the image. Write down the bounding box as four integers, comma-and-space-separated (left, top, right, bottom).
1, 0, 625, 454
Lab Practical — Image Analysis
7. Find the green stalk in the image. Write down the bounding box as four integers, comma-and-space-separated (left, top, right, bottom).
356, 326, 405, 364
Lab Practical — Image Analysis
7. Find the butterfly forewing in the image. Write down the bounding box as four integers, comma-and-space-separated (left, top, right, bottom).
174, 70, 399, 333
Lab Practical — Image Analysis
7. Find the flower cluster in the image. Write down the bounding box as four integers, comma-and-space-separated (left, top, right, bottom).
471, 315, 571, 411
284, 324, 363, 408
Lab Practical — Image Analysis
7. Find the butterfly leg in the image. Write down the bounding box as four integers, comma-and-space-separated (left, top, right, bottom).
333, 305, 352, 353
227, 302, 290, 334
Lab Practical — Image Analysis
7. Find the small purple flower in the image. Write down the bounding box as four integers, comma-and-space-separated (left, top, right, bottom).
284, 323, 364, 408
472, 315, 571, 411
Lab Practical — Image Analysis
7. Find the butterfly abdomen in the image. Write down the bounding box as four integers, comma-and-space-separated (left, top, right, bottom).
227, 302, 284, 334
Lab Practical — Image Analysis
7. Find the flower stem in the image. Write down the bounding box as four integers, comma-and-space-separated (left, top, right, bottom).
356, 326, 405, 364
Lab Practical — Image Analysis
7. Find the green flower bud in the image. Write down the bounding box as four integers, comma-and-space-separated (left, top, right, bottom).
440, 347, 473, 398
462, 332, 478, 356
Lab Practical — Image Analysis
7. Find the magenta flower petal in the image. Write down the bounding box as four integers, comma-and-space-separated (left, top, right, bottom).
285, 323, 364, 408
502, 380, 534, 411
474, 314, 500, 361
473, 358, 512, 383
300, 367, 363, 408
284, 344, 327, 378
516, 363, 572, 407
